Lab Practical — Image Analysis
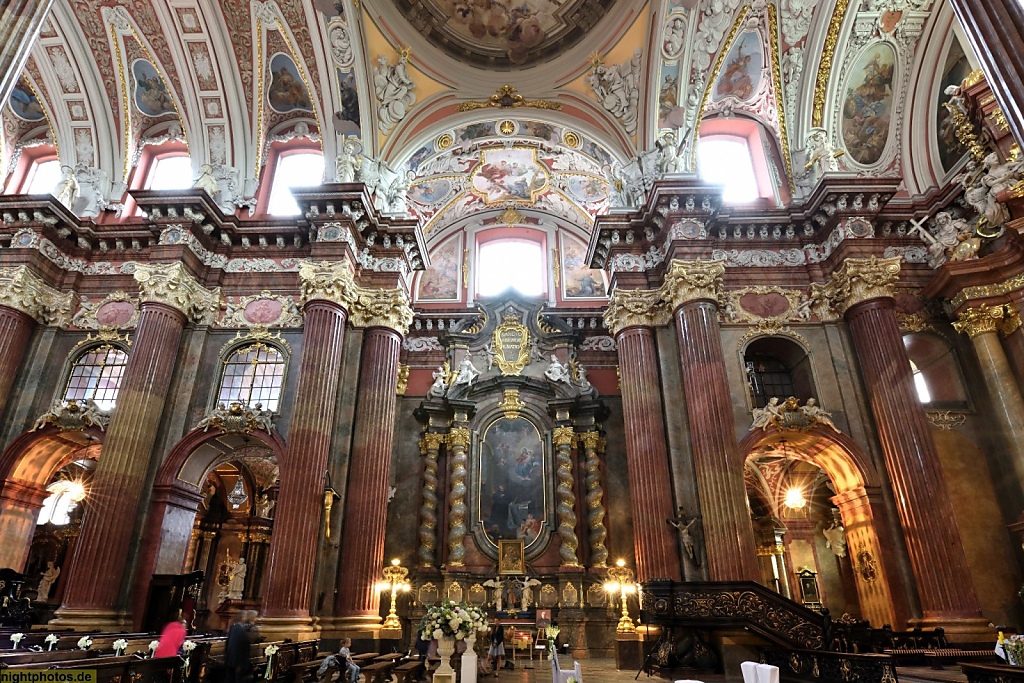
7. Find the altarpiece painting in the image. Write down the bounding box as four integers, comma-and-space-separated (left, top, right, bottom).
477, 417, 548, 553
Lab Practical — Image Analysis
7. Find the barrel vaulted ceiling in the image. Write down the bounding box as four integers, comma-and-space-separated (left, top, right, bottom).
1, 0, 980, 245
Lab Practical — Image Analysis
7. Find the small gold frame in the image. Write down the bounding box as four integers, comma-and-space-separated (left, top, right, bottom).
498, 539, 526, 575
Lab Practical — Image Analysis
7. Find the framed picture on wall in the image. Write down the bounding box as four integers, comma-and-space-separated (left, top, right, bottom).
498, 539, 525, 575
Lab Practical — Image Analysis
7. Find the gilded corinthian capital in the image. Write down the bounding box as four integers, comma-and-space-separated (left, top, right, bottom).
348, 288, 413, 335
0, 266, 73, 326
134, 263, 220, 323
662, 258, 726, 310
820, 256, 901, 315
953, 304, 1017, 338
603, 288, 670, 336
298, 260, 358, 308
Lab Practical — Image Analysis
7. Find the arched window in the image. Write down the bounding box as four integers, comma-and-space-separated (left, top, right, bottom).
743, 338, 816, 409
37, 479, 87, 526
267, 151, 324, 216
63, 344, 130, 411
217, 343, 286, 412
25, 158, 63, 195
909, 360, 932, 404
698, 136, 760, 203
477, 238, 545, 298
145, 154, 193, 190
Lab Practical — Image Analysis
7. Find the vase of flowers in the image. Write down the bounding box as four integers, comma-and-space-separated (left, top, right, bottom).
1004, 634, 1024, 666
418, 600, 487, 680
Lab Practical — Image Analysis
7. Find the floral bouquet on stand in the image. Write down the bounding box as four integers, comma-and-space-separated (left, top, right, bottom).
545, 625, 560, 654
113, 639, 128, 656
77, 636, 93, 651
181, 640, 196, 676
45, 634, 59, 651
9, 633, 24, 649
418, 599, 488, 641
1002, 633, 1024, 666
264, 644, 280, 679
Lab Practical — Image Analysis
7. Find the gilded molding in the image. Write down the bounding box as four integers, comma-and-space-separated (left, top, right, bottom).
949, 272, 1024, 309
820, 256, 901, 315
578, 431, 602, 450
457, 84, 562, 112
925, 410, 967, 431
0, 265, 74, 326
498, 389, 525, 419
953, 304, 1014, 339
663, 258, 726, 309
603, 288, 670, 336
419, 432, 446, 452
812, 0, 852, 127
134, 262, 220, 324
552, 426, 576, 447
447, 427, 471, 449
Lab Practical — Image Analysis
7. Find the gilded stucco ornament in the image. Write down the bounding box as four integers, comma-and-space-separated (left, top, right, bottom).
820, 256, 901, 315
298, 260, 412, 334
0, 265, 74, 326
662, 259, 726, 309
298, 260, 359, 308
953, 304, 1017, 339
602, 289, 670, 336
134, 262, 220, 324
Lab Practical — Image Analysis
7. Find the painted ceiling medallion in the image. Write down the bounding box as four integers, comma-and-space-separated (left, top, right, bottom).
393, 0, 617, 68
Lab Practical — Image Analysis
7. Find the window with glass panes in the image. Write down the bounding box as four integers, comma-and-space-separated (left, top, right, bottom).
217, 343, 285, 412
744, 354, 796, 409
63, 345, 129, 411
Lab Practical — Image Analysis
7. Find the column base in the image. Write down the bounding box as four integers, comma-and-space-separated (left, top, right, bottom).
909, 616, 996, 644
319, 615, 384, 641
49, 608, 131, 632
256, 615, 320, 642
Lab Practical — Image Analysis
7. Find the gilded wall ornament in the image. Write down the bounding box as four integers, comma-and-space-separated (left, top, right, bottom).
195, 401, 275, 434
396, 364, 409, 395
750, 396, 840, 433
738, 319, 809, 347
492, 314, 531, 376
925, 410, 967, 431
0, 265, 74, 326
498, 389, 525, 419
662, 259, 725, 309
457, 85, 562, 112
32, 399, 111, 432
71, 291, 139, 330
221, 290, 303, 328
347, 287, 413, 335
298, 260, 358, 308
134, 262, 220, 324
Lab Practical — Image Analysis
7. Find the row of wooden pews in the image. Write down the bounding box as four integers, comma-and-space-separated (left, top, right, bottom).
290, 650, 428, 683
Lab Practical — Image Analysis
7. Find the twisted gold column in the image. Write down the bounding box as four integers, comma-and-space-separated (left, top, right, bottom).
446, 427, 470, 567
417, 432, 444, 567
580, 431, 608, 568
553, 427, 581, 568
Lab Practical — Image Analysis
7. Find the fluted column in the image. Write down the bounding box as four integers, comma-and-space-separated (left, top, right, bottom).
445, 426, 470, 567
604, 291, 680, 582
824, 257, 985, 632
54, 263, 217, 629
953, 304, 1024, 488
0, 479, 48, 570
553, 426, 582, 568
335, 288, 412, 630
0, 266, 73, 414
949, 0, 1024, 147
417, 432, 445, 567
664, 260, 759, 581
0, 1, 55, 110
579, 431, 608, 569
260, 262, 353, 637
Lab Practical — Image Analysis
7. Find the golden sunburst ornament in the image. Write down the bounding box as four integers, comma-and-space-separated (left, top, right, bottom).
563, 130, 581, 149
499, 120, 516, 135
436, 133, 453, 150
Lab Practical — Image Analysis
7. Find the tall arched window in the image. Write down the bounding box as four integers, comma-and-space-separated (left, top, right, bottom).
267, 151, 325, 215
477, 238, 545, 298
145, 154, 193, 190
698, 136, 760, 203
63, 344, 130, 411
25, 158, 63, 195
909, 360, 932, 404
217, 343, 286, 412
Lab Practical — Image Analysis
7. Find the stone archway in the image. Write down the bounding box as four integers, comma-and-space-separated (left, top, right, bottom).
129, 426, 285, 629
0, 426, 105, 571
738, 425, 908, 627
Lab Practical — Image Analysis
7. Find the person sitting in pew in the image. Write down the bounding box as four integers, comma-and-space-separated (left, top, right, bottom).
317, 638, 360, 683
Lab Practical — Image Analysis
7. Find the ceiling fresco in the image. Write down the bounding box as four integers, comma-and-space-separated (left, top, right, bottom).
389, 0, 619, 67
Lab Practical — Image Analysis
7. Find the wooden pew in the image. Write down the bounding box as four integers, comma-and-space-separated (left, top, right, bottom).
359, 660, 395, 683
393, 659, 425, 683
2, 654, 183, 683
0, 649, 96, 665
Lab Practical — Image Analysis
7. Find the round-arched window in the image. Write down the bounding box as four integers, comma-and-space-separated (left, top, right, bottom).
63, 344, 130, 411
217, 343, 286, 412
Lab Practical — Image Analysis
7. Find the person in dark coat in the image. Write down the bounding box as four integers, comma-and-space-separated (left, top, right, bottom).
225, 611, 253, 683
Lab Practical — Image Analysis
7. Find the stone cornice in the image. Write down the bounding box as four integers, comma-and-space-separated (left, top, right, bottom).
0, 265, 74, 326
134, 262, 221, 324
820, 256, 901, 315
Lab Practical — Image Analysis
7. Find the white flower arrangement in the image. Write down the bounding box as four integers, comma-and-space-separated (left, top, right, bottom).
264, 644, 280, 679
148, 640, 160, 658
10, 633, 24, 649
1004, 634, 1024, 666
418, 599, 488, 641
181, 640, 197, 676
113, 639, 128, 656
77, 636, 93, 651
45, 634, 59, 651
566, 677, 578, 683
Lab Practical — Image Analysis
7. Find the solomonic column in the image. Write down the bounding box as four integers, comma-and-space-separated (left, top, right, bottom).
0, 266, 72, 416
823, 256, 986, 634
552, 426, 582, 568
416, 432, 445, 568
53, 263, 218, 629
953, 304, 1024, 487
260, 261, 354, 639
666, 259, 759, 581
334, 289, 412, 632
603, 291, 680, 582
579, 431, 609, 569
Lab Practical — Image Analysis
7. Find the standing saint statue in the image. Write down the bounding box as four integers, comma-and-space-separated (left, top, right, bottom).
36, 562, 60, 602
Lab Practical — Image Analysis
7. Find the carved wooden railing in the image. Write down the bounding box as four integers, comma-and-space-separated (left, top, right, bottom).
962, 662, 1024, 683
642, 580, 829, 650
760, 648, 899, 683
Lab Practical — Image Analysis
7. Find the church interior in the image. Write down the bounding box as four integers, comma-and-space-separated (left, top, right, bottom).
2, 0, 1024, 681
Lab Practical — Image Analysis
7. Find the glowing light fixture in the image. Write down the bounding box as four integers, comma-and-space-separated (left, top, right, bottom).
784, 487, 807, 509
228, 476, 248, 509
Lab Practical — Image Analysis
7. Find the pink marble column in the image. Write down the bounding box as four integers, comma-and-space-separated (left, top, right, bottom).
613, 324, 681, 582
0, 479, 48, 570
0, 306, 35, 413
54, 301, 188, 628
675, 300, 759, 581
335, 326, 403, 630
844, 296, 984, 629
260, 299, 348, 631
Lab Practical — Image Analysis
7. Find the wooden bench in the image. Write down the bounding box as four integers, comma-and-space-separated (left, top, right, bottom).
360, 660, 395, 683
0, 648, 96, 664
393, 659, 425, 683
290, 656, 333, 683
924, 648, 1000, 669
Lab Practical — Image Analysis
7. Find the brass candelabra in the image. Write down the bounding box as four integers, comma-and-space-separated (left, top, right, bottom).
378, 559, 410, 630
604, 559, 636, 633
